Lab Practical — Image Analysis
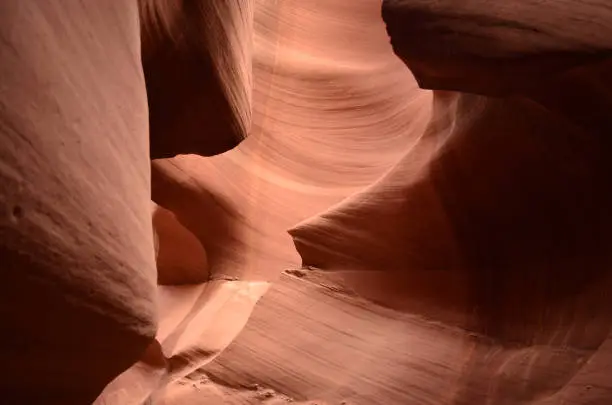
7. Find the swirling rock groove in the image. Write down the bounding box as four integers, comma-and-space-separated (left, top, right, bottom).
1, 0, 611, 404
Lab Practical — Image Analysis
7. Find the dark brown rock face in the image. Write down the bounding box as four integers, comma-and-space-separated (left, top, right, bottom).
140, 0, 252, 159
382, 0, 612, 96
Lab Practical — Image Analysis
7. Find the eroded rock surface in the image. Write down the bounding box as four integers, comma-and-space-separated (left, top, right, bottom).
0, 2, 155, 403
0, 0, 251, 402
290, 1, 612, 403
3, 0, 612, 404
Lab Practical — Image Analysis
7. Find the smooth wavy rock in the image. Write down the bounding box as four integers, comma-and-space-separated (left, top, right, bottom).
96, 280, 269, 405
107, 0, 612, 403
0, 2, 155, 403
168, 274, 612, 405
293, 0, 612, 331
0, 0, 252, 403
98, 0, 430, 402
289, 1, 612, 404
4, 0, 612, 404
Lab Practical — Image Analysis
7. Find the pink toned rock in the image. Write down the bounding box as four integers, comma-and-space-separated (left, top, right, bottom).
0, 2, 155, 402
4, 0, 612, 404
153, 204, 209, 286
0, 0, 252, 402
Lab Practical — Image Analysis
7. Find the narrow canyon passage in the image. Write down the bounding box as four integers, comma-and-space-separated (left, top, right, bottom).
114, 1, 434, 401
1, 0, 611, 404
129, 1, 612, 404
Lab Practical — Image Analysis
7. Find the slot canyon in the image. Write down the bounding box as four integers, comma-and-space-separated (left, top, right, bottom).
1, 0, 611, 404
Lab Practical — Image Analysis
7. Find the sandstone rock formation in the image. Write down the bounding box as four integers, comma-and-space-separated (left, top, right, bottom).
2, 0, 612, 404
290, 1, 612, 403
0, 0, 250, 403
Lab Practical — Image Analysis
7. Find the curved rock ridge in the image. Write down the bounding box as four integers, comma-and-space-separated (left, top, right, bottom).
3, 0, 612, 404
102, 0, 612, 403
292, 0, 612, 334
138, 0, 612, 404
99, 0, 431, 402
288, 1, 612, 403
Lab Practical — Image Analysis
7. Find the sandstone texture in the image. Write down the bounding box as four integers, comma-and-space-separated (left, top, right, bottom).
1, 0, 611, 404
